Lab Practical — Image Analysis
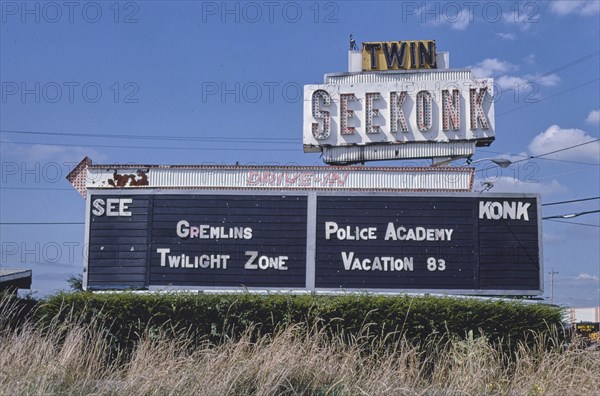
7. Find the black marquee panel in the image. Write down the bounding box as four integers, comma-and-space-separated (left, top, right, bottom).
315, 196, 539, 291
85, 192, 541, 295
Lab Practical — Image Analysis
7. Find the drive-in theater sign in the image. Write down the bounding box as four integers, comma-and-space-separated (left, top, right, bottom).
68, 39, 542, 297
67, 158, 541, 296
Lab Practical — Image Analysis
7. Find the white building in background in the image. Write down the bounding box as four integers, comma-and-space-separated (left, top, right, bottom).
569, 307, 600, 323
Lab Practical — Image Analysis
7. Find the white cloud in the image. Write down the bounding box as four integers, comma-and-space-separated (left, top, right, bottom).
449, 9, 471, 30
496, 32, 516, 40
496, 75, 528, 90
528, 125, 600, 162
528, 73, 561, 87
19, 144, 106, 164
470, 58, 560, 92
524, 54, 536, 65
501, 4, 539, 31
575, 273, 600, 281
0, 138, 107, 166
476, 176, 567, 195
424, 6, 472, 31
549, 1, 600, 16
490, 152, 530, 163
496, 73, 560, 90
585, 109, 600, 125
470, 58, 517, 78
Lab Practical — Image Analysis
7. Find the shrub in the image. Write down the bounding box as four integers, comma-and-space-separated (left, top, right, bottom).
35, 292, 564, 353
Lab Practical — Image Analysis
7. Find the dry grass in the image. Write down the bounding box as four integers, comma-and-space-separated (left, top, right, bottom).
1, 296, 598, 395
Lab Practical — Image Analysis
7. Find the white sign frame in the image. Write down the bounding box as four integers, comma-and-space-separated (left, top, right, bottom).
303, 77, 495, 153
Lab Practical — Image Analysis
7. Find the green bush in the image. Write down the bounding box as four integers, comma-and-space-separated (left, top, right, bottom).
33, 292, 564, 354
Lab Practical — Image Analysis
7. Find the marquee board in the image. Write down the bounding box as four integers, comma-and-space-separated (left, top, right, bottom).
84, 190, 542, 296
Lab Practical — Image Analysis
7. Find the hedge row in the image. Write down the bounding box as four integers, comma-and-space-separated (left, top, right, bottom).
34, 292, 564, 351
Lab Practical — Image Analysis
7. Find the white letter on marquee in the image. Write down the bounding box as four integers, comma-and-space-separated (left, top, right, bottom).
311, 90, 331, 140
390, 91, 408, 133
470, 87, 489, 130
416, 90, 432, 132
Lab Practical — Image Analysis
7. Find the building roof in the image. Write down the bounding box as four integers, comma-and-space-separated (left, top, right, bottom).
0, 269, 32, 290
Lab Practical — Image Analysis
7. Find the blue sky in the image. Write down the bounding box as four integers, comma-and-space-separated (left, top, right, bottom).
1, 0, 598, 307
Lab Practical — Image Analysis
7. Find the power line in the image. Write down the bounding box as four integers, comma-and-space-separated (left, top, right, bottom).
518, 156, 599, 167
514, 139, 600, 163
537, 167, 599, 181
476, 138, 600, 172
478, 149, 600, 166
542, 209, 600, 220
508, 139, 600, 166
0, 187, 73, 191
497, 77, 600, 117
1, 141, 299, 152
5, 137, 598, 159
3, 52, 597, 147
0, 129, 299, 144
545, 219, 600, 228
0, 222, 84, 225
536, 51, 599, 79
494, 49, 600, 117
542, 197, 600, 206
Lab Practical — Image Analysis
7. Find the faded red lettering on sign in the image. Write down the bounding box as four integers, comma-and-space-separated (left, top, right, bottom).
245, 171, 348, 188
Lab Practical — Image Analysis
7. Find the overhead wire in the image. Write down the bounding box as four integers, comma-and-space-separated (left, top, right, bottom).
496, 77, 599, 117
2, 53, 599, 228
478, 149, 599, 166
475, 138, 600, 172
542, 197, 600, 206
542, 209, 600, 220
0, 222, 84, 225
1, 141, 299, 152
536, 167, 598, 181
496, 50, 600, 117
545, 219, 600, 228
0, 187, 73, 191
0, 129, 298, 143
510, 139, 600, 164
2, 52, 598, 152
536, 50, 600, 77
0, 185, 74, 191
